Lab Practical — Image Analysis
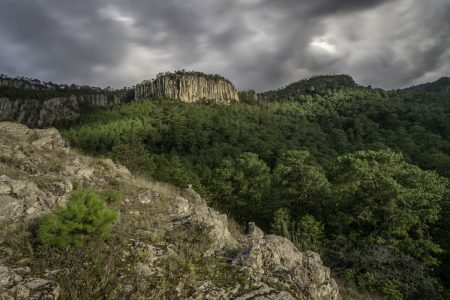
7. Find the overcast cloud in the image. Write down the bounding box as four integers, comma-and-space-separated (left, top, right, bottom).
0, 0, 449, 90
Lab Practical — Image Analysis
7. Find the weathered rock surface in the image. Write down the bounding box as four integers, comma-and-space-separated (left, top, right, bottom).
0, 121, 339, 299
0, 75, 135, 128
135, 71, 239, 103
0, 93, 132, 128
0, 266, 60, 300
232, 229, 340, 300
0, 122, 131, 224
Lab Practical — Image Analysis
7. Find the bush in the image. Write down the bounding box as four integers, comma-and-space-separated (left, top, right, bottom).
37, 190, 118, 247
271, 207, 290, 236
295, 215, 324, 252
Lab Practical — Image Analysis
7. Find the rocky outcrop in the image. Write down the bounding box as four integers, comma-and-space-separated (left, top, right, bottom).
0, 92, 133, 128
233, 230, 339, 300
0, 122, 339, 299
0, 122, 131, 224
135, 71, 239, 103
0, 266, 60, 300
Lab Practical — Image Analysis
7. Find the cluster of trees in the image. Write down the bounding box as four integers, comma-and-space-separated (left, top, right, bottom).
258, 74, 358, 100
154, 70, 234, 83
61, 83, 450, 299
406, 77, 450, 94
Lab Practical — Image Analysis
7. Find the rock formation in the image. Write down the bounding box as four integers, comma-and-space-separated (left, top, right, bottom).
0, 75, 135, 127
135, 71, 239, 103
0, 93, 133, 128
0, 122, 339, 299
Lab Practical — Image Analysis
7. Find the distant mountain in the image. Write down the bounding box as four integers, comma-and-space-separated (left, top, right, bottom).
259, 75, 357, 101
405, 77, 450, 94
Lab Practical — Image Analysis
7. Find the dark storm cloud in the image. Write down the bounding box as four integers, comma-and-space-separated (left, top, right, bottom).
0, 0, 449, 90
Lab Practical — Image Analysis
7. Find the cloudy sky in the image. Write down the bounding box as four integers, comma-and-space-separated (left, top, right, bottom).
0, 0, 449, 91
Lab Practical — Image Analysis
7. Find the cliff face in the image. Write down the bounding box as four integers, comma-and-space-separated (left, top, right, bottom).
135, 71, 239, 103
0, 92, 133, 128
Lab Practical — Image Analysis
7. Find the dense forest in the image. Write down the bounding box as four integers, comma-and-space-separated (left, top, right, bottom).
60, 78, 450, 299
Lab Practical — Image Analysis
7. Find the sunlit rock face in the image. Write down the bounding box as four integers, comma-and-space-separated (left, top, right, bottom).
135, 71, 239, 104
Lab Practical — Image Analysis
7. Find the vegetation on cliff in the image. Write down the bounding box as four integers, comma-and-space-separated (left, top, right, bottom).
0, 74, 135, 101
61, 80, 450, 299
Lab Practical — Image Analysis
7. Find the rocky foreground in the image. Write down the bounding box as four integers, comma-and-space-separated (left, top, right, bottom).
0, 122, 339, 299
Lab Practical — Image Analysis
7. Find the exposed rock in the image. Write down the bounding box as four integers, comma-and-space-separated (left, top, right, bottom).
0, 175, 59, 224
0, 122, 131, 224
188, 281, 296, 300
0, 92, 133, 128
234, 284, 296, 300
233, 224, 340, 300
169, 188, 238, 251
135, 71, 239, 104
0, 266, 60, 300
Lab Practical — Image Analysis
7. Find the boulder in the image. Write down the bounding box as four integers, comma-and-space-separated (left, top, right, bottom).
233, 224, 340, 300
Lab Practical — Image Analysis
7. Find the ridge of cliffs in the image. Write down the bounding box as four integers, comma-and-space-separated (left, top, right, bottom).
135, 71, 239, 103
0, 93, 134, 128
0, 121, 339, 299
0, 75, 135, 127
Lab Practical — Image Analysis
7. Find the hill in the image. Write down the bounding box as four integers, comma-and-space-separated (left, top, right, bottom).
258, 75, 358, 101
405, 77, 450, 93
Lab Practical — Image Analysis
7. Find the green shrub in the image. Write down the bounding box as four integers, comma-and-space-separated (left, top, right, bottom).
37, 190, 118, 247
295, 214, 324, 252
271, 207, 290, 236
357, 273, 403, 300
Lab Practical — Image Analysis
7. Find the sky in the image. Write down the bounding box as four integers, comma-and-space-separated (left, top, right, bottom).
0, 0, 449, 91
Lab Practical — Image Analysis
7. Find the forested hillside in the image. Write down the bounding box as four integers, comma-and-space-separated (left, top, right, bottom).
61, 80, 450, 299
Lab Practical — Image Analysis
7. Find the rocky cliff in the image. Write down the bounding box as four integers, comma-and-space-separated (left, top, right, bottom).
0, 122, 339, 299
135, 71, 239, 103
0, 93, 133, 128
0, 76, 135, 128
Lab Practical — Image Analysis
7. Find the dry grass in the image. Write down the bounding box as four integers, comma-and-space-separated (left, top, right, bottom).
336, 279, 384, 300
0, 163, 30, 180
131, 174, 183, 198
227, 217, 245, 241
